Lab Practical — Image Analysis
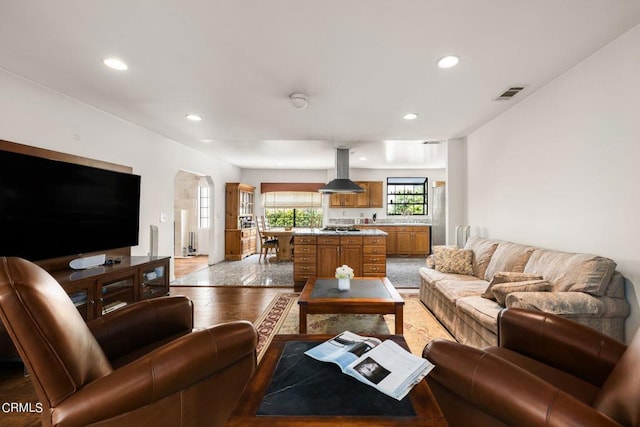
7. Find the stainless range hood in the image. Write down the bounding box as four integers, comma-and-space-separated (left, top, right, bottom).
318, 148, 364, 194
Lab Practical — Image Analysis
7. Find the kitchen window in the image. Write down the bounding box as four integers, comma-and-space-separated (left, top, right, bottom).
263, 191, 323, 227
386, 177, 427, 215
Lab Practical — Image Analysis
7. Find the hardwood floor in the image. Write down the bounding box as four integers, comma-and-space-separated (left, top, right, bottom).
174, 255, 209, 278
0, 286, 283, 426
169, 286, 287, 327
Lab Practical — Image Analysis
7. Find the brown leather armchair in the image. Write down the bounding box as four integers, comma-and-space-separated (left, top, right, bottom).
423, 307, 639, 427
0, 257, 257, 427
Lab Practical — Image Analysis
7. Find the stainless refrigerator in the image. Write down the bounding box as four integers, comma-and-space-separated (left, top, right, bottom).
431, 181, 446, 245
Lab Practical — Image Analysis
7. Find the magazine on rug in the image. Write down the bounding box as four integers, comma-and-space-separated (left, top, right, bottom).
304, 331, 435, 400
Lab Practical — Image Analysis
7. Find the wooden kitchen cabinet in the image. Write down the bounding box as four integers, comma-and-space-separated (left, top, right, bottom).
316, 235, 363, 278
355, 182, 370, 207
377, 226, 396, 255
329, 181, 383, 208
293, 236, 317, 284
363, 235, 386, 277
329, 192, 356, 207
413, 228, 431, 255
225, 182, 256, 260
393, 226, 431, 256
395, 227, 414, 255
367, 181, 383, 208
225, 228, 257, 260
339, 235, 363, 276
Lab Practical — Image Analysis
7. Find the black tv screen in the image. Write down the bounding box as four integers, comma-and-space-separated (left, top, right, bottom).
0, 149, 141, 261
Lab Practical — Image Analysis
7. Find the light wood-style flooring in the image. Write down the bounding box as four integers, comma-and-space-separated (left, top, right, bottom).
174, 255, 209, 279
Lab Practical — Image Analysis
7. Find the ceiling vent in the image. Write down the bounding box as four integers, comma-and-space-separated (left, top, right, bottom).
494, 85, 527, 101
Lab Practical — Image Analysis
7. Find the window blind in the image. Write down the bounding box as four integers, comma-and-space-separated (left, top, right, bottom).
263, 191, 322, 208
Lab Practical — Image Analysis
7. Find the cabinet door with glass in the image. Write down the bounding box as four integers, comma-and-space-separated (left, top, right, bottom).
140, 259, 170, 300
66, 279, 96, 321
97, 273, 136, 316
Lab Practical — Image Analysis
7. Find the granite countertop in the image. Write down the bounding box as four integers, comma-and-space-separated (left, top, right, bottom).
362, 223, 432, 227
293, 228, 388, 236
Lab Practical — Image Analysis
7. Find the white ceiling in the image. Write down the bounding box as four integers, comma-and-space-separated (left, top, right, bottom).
1, 1, 639, 170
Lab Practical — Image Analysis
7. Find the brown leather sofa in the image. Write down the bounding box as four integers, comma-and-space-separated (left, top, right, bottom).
423, 307, 639, 427
0, 257, 257, 427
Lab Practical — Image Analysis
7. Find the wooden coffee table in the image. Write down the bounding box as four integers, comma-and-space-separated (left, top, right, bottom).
224, 334, 447, 426
298, 277, 405, 334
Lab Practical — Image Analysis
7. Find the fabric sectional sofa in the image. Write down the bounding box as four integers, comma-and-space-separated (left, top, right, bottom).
419, 236, 630, 347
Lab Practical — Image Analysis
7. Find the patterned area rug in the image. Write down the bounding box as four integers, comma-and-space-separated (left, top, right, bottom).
253, 292, 455, 363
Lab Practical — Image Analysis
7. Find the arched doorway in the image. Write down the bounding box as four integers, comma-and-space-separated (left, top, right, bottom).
173, 170, 215, 278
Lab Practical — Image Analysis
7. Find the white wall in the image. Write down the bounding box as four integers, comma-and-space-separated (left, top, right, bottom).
466, 25, 640, 342
0, 69, 241, 275
445, 138, 467, 245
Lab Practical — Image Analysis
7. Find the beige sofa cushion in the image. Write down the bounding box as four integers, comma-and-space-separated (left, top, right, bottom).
484, 241, 536, 281
420, 267, 479, 287
436, 248, 474, 275
491, 280, 551, 305
524, 249, 616, 296
464, 236, 499, 279
455, 296, 503, 335
434, 279, 489, 304
481, 271, 544, 300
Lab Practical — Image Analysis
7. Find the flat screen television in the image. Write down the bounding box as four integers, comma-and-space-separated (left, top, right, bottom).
0, 149, 141, 262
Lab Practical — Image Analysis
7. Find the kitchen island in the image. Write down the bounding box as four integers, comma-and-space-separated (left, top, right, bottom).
292, 228, 387, 291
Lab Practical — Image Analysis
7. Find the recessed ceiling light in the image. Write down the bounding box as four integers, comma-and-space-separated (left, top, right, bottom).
186, 114, 202, 121
200, 138, 213, 143
103, 57, 128, 71
359, 157, 367, 161
403, 113, 418, 120
437, 55, 459, 69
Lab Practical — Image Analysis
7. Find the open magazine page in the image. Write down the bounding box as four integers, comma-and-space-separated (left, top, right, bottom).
304, 331, 382, 371
306, 332, 435, 401
345, 340, 435, 400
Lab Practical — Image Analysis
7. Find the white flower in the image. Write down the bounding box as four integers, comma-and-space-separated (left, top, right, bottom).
335, 264, 354, 279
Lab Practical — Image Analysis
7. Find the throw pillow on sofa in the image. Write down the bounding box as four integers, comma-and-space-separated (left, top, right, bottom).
481, 271, 544, 301
432, 245, 458, 268
490, 280, 551, 305
435, 247, 474, 275
464, 236, 499, 280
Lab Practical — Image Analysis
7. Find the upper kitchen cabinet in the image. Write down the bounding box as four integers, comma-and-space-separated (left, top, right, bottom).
366, 181, 383, 207
329, 181, 383, 208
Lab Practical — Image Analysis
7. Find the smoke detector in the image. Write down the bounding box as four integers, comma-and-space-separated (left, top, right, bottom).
290, 93, 308, 109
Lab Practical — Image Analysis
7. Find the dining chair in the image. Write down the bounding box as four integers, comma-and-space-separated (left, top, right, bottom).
256, 216, 279, 262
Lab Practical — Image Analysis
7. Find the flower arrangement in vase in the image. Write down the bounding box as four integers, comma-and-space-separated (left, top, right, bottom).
335, 265, 354, 291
